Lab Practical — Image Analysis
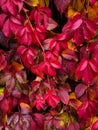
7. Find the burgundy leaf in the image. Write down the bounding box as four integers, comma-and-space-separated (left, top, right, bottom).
0, 50, 7, 71
65, 122, 80, 130
58, 88, 69, 104
31, 113, 44, 130
75, 84, 87, 98
20, 102, 32, 114
16, 71, 27, 83
54, 0, 71, 13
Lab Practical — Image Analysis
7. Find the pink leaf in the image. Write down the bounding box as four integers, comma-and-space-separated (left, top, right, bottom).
0, 13, 7, 28
2, 19, 11, 37
78, 58, 88, 71
17, 45, 27, 55
47, 18, 58, 31
89, 59, 98, 72
71, 19, 83, 30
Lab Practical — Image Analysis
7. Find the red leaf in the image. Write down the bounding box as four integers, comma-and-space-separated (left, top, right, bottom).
91, 120, 98, 130
30, 6, 52, 28
76, 58, 88, 72
77, 100, 96, 120
17, 45, 27, 55
17, 23, 33, 45
0, 0, 24, 15
73, 27, 84, 46
89, 59, 98, 72
50, 60, 61, 69
44, 90, 60, 108
17, 46, 36, 68
34, 95, 44, 111
31, 65, 43, 78
90, 0, 97, 5
40, 61, 56, 76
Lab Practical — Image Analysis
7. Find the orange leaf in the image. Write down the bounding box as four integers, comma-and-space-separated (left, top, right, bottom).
12, 61, 24, 71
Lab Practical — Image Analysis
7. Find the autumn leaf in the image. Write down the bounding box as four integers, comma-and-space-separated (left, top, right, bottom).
12, 61, 24, 71
58, 88, 69, 104
54, 0, 71, 13
20, 102, 32, 114
44, 90, 60, 108
39, 0, 50, 7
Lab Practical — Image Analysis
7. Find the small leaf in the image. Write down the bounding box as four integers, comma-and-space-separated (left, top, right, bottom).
54, 0, 71, 13
20, 103, 31, 114
47, 18, 58, 31
12, 61, 24, 71
32, 0, 39, 6
39, 0, 50, 7
0, 87, 4, 101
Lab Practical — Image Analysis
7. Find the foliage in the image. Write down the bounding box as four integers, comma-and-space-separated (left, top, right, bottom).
0, 0, 98, 129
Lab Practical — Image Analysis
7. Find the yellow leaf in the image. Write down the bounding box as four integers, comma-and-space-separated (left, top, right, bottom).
0, 87, 4, 94
39, 0, 49, 7
70, 92, 76, 99
68, 40, 76, 51
91, 116, 98, 124
32, 0, 39, 6
67, 6, 79, 19
20, 102, 31, 109
71, 0, 84, 12
2, 114, 7, 124
60, 120, 64, 127
0, 87, 4, 100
